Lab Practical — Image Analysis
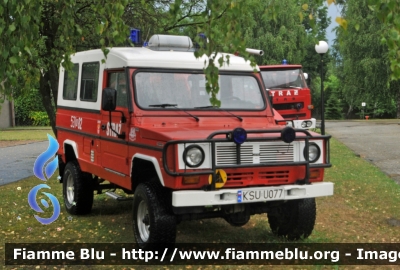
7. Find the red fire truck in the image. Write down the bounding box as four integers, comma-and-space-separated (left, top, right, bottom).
260, 63, 316, 129
56, 34, 333, 248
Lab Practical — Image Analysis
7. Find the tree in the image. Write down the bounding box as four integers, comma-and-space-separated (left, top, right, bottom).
301, 2, 331, 118
2, 0, 400, 135
242, 0, 309, 65
0, 0, 129, 135
336, 0, 399, 118
324, 74, 343, 119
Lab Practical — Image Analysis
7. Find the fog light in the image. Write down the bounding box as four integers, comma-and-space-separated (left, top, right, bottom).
301, 121, 307, 128
281, 126, 296, 143
232, 127, 247, 144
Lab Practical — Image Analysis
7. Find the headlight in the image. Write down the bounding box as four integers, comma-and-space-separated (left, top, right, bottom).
183, 145, 205, 168
304, 143, 321, 163
301, 121, 313, 128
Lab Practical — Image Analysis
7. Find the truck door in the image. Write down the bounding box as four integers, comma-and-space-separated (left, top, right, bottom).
100, 71, 130, 183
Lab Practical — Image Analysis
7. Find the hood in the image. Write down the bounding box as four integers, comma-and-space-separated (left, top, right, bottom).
139, 119, 283, 141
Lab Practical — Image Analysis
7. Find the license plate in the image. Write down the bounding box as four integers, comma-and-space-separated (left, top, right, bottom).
237, 188, 284, 203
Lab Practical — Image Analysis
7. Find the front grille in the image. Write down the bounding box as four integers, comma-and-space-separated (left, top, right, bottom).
274, 102, 304, 110
215, 142, 294, 166
282, 113, 307, 119
224, 170, 291, 186
259, 170, 290, 183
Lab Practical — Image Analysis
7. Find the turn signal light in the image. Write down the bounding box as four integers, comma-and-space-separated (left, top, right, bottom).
182, 176, 200, 185
310, 170, 320, 179
308, 105, 314, 110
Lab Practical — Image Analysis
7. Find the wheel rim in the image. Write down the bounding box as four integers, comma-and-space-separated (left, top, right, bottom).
137, 200, 150, 242
66, 173, 75, 204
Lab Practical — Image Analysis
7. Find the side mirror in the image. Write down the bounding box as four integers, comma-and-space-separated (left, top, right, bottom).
102, 88, 117, 111
304, 73, 311, 86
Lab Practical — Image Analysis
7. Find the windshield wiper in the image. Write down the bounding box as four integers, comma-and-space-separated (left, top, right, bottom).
149, 103, 178, 108
194, 106, 217, 109
149, 103, 199, 121
195, 106, 242, 122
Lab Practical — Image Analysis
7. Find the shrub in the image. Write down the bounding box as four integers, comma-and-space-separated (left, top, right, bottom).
14, 89, 47, 125
29, 111, 50, 126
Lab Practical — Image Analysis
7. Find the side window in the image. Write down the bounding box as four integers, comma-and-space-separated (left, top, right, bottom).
62, 64, 79, 100
80, 62, 99, 102
107, 72, 128, 108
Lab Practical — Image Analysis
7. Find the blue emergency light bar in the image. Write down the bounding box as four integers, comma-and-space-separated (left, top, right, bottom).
129, 29, 141, 45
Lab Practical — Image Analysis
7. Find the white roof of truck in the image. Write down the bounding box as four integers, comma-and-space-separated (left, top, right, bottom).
70, 47, 259, 72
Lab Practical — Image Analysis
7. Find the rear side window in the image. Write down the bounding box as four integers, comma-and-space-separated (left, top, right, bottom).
62, 64, 79, 100
80, 62, 99, 102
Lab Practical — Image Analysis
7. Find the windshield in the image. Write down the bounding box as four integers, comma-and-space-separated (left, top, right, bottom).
261, 69, 306, 89
134, 72, 264, 110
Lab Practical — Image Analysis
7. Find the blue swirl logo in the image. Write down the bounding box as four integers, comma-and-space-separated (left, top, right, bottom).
28, 134, 61, 225
33, 134, 59, 181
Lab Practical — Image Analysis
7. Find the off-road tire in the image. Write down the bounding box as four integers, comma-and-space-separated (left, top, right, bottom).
62, 160, 94, 215
133, 182, 176, 249
267, 198, 316, 240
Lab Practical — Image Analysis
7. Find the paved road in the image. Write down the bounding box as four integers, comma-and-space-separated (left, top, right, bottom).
325, 120, 400, 185
0, 141, 48, 186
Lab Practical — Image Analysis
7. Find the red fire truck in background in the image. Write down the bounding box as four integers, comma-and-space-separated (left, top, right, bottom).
260, 63, 316, 129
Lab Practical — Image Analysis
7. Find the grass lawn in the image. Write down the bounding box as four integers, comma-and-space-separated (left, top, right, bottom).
0, 137, 399, 269
0, 127, 53, 141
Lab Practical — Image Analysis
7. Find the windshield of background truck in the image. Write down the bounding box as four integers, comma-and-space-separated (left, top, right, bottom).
134, 72, 265, 110
261, 69, 306, 89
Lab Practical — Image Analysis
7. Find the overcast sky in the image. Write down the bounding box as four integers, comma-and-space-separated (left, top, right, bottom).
326, 3, 342, 47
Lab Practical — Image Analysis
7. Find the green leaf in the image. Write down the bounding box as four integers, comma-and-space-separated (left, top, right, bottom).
9, 24, 16, 32
355, 24, 360, 31
24, 46, 32, 57
9, 57, 18, 64
390, 30, 399, 41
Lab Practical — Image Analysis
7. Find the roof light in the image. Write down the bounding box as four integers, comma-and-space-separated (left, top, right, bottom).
147, 34, 193, 51
282, 59, 288, 65
129, 29, 141, 45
